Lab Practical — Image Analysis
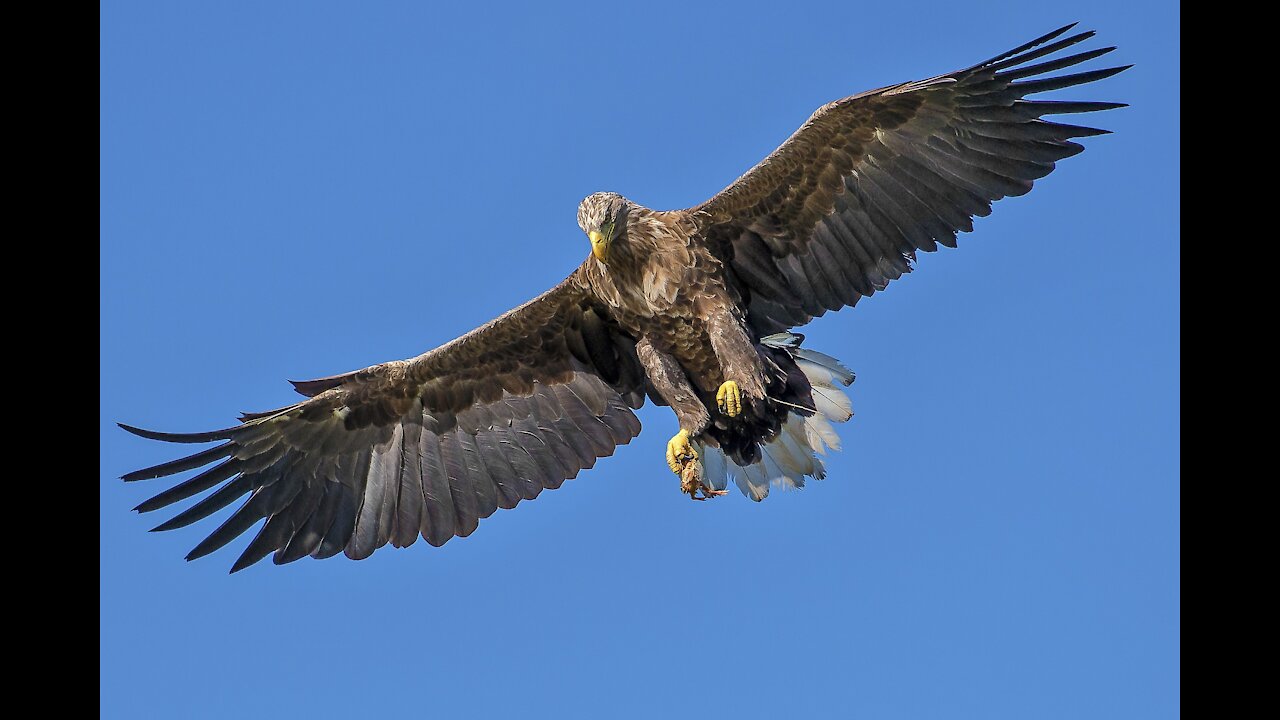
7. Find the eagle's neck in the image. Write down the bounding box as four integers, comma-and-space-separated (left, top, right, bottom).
608, 207, 669, 267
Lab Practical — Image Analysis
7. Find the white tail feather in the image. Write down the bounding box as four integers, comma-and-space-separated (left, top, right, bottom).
793, 348, 855, 385
804, 413, 841, 454
760, 447, 799, 486
812, 386, 853, 423
775, 417, 817, 477
700, 445, 729, 492
736, 460, 770, 501
794, 357, 845, 390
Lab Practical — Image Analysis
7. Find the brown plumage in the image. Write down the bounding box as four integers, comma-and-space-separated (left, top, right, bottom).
121, 25, 1127, 571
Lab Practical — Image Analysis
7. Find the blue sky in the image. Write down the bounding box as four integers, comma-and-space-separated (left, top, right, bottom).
101, 2, 1179, 718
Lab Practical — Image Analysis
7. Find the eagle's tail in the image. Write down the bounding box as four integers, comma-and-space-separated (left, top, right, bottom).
695, 333, 854, 501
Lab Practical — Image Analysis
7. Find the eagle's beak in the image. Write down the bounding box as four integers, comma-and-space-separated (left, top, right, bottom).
589, 230, 608, 262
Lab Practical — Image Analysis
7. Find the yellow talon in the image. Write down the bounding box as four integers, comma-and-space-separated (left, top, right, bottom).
716, 380, 743, 417
665, 429, 697, 474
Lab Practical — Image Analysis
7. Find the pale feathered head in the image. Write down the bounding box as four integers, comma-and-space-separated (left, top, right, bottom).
577, 192, 631, 263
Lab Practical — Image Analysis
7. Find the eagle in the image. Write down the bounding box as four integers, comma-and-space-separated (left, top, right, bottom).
121, 24, 1127, 572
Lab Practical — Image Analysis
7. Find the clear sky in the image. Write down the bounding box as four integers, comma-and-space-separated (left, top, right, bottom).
101, 2, 1179, 718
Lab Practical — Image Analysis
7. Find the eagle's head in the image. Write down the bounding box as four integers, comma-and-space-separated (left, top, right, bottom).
577, 192, 631, 264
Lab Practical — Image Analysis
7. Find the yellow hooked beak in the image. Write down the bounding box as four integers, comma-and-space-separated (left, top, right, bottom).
589, 230, 608, 261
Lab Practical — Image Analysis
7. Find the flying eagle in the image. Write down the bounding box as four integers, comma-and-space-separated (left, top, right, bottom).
121, 25, 1127, 572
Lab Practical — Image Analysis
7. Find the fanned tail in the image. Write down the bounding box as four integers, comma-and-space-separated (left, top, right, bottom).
695, 333, 854, 501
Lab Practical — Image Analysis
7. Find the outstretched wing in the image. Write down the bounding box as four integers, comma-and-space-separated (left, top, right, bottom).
694, 24, 1129, 334
121, 268, 647, 572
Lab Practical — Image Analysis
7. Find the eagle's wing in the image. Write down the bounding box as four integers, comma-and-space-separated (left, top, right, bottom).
692, 25, 1128, 334
121, 267, 647, 572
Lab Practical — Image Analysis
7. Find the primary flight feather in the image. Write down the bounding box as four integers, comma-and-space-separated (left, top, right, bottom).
121, 24, 1128, 572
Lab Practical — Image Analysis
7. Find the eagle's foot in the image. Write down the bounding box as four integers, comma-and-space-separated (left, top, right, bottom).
666, 429, 697, 474
716, 380, 743, 417
679, 456, 729, 501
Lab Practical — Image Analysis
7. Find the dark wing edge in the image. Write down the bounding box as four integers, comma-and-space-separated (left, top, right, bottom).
119, 268, 647, 572
693, 24, 1130, 334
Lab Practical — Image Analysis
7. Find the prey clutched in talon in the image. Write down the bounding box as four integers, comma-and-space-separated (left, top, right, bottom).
666, 429, 728, 500
666, 429, 697, 474
679, 453, 730, 501
716, 380, 743, 417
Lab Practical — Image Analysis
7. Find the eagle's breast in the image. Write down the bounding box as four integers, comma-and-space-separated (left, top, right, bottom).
588, 211, 736, 392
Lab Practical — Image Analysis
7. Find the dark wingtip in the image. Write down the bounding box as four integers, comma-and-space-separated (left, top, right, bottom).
238, 403, 300, 422
1043, 22, 1080, 37
118, 422, 155, 438
118, 421, 240, 444
975, 22, 1083, 69
121, 443, 233, 482
288, 374, 351, 397
150, 517, 186, 533
185, 534, 226, 563
1082, 101, 1129, 111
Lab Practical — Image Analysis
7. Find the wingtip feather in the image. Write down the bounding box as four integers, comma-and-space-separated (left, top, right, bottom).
118, 421, 240, 444
973, 22, 1083, 70
150, 517, 187, 533
121, 443, 233, 482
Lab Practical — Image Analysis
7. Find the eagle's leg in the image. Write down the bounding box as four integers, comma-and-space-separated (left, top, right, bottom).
706, 309, 766, 418
636, 338, 721, 499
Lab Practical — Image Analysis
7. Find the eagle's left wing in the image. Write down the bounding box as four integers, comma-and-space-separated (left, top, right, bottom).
121, 268, 647, 572
692, 24, 1128, 334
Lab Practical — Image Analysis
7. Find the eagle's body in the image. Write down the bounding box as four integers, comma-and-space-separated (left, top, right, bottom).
581, 207, 752, 388
579, 203, 815, 471
580, 208, 724, 384
121, 25, 1128, 571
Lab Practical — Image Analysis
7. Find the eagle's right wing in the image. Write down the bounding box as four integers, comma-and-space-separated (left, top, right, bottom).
121, 266, 648, 572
